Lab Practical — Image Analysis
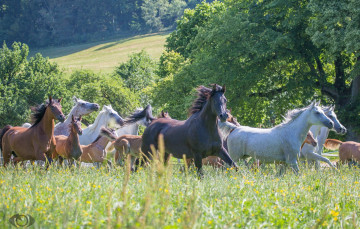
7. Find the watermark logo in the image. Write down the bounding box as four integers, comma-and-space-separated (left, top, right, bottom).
9, 214, 35, 228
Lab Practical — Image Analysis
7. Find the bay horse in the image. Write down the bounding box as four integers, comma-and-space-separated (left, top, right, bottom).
141, 84, 238, 176
54, 97, 99, 136
221, 101, 334, 174
52, 115, 83, 165
300, 105, 346, 168
80, 128, 117, 165
112, 110, 171, 170
324, 139, 360, 167
0, 96, 65, 166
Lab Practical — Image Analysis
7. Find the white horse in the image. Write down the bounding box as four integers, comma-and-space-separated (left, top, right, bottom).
221, 101, 334, 173
79, 105, 124, 145
54, 97, 99, 136
300, 106, 346, 168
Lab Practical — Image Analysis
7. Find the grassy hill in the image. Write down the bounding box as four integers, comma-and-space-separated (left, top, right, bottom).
30, 33, 169, 73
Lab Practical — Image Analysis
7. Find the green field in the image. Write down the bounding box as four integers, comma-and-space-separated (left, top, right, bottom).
1, 157, 359, 228
30, 33, 169, 73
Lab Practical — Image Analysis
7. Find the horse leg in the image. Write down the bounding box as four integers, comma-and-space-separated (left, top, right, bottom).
303, 151, 335, 169
193, 153, 204, 178
217, 147, 238, 169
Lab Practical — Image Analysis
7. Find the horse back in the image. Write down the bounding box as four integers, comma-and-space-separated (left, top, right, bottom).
339, 141, 360, 162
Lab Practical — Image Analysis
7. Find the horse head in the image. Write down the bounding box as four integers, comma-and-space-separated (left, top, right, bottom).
48, 96, 66, 123
71, 115, 83, 136
103, 105, 124, 128
210, 84, 228, 122
323, 105, 347, 134
308, 100, 334, 129
73, 96, 100, 115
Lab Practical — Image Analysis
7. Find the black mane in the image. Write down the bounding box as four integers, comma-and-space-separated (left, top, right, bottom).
30, 101, 49, 128
189, 85, 223, 115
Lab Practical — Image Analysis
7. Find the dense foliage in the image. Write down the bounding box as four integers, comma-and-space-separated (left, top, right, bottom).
0, 0, 205, 47
0, 43, 140, 127
154, 0, 360, 138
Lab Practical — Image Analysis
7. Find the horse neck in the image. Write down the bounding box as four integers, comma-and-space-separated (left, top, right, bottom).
116, 123, 139, 136
68, 127, 81, 153
93, 136, 110, 149
316, 127, 330, 154
38, 107, 55, 137
199, 100, 218, 129
86, 111, 108, 134
281, 110, 312, 144
218, 121, 236, 140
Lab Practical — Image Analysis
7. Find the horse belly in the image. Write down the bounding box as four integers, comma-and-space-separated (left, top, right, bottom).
7, 131, 36, 159
163, 134, 191, 159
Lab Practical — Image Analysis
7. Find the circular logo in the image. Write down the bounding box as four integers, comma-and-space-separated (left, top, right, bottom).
9, 214, 35, 227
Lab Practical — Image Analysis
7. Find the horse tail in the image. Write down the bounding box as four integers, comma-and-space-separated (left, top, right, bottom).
0, 125, 12, 151
107, 141, 115, 151
324, 139, 343, 150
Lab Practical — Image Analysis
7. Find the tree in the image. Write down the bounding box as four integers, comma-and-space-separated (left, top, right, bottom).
154, 0, 360, 137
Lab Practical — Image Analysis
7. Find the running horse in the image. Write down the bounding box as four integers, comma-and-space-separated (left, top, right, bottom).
0, 96, 65, 166
141, 84, 238, 176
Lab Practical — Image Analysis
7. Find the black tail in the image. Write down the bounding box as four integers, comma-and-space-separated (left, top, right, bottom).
0, 125, 12, 151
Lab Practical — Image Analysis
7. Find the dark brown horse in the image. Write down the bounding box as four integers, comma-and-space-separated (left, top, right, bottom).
141, 84, 238, 175
0, 96, 65, 166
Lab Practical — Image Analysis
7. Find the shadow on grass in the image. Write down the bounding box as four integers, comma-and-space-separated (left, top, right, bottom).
29, 31, 171, 59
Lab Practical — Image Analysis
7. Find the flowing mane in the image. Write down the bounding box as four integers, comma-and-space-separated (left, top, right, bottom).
30, 101, 49, 128
189, 85, 223, 115
280, 105, 310, 125
124, 105, 154, 125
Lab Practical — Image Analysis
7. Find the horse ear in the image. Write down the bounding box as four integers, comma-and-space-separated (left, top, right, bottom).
212, 84, 217, 91
73, 96, 78, 103
58, 97, 62, 103
315, 100, 320, 106
48, 95, 52, 103
222, 84, 226, 93
161, 110, 165, 117
72, 115, 75, 122
78, 115, 82, 121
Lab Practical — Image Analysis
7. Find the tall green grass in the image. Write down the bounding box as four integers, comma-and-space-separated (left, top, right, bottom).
0, 156, 359, 228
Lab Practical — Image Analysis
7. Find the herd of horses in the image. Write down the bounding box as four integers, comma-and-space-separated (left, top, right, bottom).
1, 84, 359, 175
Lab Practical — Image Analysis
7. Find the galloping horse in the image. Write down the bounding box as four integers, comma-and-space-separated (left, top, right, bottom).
222, 101, 334, 173
141, 84, 237, 175
1, 96, 65, 166
79, 105, 124, 145
53, 115, 83, 164
324, 139, 360, 167
54, 97, 99, 136
300, 106, 346, 168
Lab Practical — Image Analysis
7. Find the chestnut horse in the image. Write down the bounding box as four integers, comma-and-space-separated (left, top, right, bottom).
324, 139, 360, 167
141, 84, 237, 176
80, 128, 116, 165
0, 96, 65, 166
53, 115, 83, 165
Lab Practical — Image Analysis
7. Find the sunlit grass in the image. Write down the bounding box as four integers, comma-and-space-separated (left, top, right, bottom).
0, 158, 359, 228
30, 33, 169, 74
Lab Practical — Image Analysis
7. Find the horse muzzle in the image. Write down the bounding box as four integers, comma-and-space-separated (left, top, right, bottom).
92, 103, 100, 111
312, 141, 318, 147
58, 115, 66, 123
325, 120, 334, 129
219, 113, 228, 122
116, 117, 125, 127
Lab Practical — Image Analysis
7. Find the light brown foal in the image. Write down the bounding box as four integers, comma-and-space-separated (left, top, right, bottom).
80, 128, 116, 165
53, 115, 83, 165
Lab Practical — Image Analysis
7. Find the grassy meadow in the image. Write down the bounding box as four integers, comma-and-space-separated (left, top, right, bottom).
0, 155, 359, 228
30, 33, 168, 73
